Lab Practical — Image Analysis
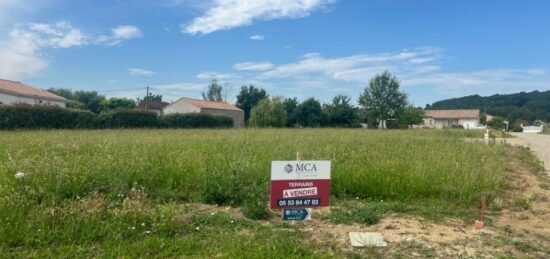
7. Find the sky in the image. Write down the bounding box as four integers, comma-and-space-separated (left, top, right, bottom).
0, 0, 549, 106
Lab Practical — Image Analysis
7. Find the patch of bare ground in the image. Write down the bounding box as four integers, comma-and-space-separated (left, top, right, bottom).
175, 147, 550, 258
292, 147, 550, 257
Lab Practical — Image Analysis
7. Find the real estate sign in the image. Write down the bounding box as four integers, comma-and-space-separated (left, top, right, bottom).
270, 161, 331, 209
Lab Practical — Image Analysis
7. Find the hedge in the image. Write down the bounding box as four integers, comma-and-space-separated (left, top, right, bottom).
162, 113, 233, 128
0, 104, 96, 129
0, 105, 234, 130
99, 109, 160, 128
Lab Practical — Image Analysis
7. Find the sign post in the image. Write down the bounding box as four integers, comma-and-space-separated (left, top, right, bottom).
270, 160, 331, 219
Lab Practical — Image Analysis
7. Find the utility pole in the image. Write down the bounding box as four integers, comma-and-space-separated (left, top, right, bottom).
146, 85, 150, 111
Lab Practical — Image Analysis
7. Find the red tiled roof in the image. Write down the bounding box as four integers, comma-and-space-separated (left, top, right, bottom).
171, 97, 242, 112
425, 109, 480, 119
0, 79, 66, 102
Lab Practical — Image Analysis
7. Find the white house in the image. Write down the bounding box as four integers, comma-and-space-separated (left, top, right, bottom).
163, 97, 244, 127
0, 79, 66, 107
422, 109, 481, 129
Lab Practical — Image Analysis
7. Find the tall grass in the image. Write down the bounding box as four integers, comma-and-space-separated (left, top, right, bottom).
0, 129, 506, 256
0, 129, 504, 204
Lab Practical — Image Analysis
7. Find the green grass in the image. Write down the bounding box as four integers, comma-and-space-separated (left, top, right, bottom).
0, 129, 507, 256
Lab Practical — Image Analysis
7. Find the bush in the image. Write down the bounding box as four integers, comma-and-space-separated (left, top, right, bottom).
0, 105, 235, 130
162, 113, 233, 128
99, 109, 160, 128
0, 104, 99, 129
511, 124, 523, 132
242, 198, 272, 220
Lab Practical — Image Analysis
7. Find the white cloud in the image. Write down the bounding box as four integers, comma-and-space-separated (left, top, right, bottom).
97, 25, 143, 46
0, 21, 87, 80
182, 0, 335, 35
0, 21, 145, 80
260, 47, 441, 80
196, 71, 239, 79
233, 61, 274, 71
148, 82, 205, 101
249, 34, 265, 40
128, 68, 155, 76
206, 48, 550, 104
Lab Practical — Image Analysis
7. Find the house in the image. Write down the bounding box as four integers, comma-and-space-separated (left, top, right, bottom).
0, 79, 66, 107
135, 100, 170, 115
422, 109, 481, 129
163, 97, 244, 127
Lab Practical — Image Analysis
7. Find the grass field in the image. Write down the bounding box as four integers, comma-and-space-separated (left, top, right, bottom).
0, 129, 508, 257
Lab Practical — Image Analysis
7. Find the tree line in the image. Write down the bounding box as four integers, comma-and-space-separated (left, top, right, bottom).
233, 71, 424, 128
46, 71, 423, 129
429, 90, 550, 124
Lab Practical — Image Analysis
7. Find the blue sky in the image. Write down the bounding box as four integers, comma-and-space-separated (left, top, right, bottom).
1, 0, 549, 106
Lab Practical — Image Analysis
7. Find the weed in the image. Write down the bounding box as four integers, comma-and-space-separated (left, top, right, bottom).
512, 198, 531, 211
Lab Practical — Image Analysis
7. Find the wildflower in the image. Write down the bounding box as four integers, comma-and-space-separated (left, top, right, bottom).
15, 172, 26, 179
230, 220, 234, 223
131, 226, 136, 230
145, 230, 151, 234
355, 197, 359, 200
210, 212, 215, 216
195, 227, 200, 230
141, 223, 145, 226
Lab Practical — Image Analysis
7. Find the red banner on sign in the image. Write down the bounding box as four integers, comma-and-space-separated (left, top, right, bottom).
270, 179, 331, 209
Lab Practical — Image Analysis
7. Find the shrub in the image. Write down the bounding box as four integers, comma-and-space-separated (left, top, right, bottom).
511, 124, 523, 132
242, 198, 272, 220
162, 113, 233, 128
99, 109, 159, 128
0, 104, 99, 129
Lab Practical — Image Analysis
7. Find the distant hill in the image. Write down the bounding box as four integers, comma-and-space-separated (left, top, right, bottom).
429, 91, 550, 123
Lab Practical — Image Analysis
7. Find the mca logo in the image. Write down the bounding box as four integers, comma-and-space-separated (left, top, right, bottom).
284, 164, 293, 174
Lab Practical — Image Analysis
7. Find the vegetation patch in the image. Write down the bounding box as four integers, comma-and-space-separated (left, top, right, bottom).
0, 129, 509, 256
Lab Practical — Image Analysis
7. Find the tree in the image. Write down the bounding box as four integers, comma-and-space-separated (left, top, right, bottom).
202, 79, 224, 102
397, 106, 424, 128
236, 85, 268, 123
487, 116, 506, 130
66, 99, 88, 110
100, 97, 136, 112
249, 97, 287, 127
324, 95, 358, 127
358, 71, 408, 129
296, 97, 324, 127
143, 93, 163, 102
47, 88, 74, 99
283, 97, 299, 127
73, 90, 106, 113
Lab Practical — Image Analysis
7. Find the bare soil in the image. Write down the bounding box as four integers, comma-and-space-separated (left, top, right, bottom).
179, 141, 550, 258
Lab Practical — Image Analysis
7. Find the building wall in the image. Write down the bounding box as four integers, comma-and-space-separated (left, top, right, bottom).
422, 118, 436, 129
200, 108, 244, 128
429, 118, 479, 129
162, 100, 244, 127
459, 119, 479, 129
0, 92, 66, 108
163, 100, 201, 115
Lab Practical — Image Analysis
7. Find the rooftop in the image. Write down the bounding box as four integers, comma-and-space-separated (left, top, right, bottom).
0, 79, 66, 102
136, 100, 170, 110
424, 109, 480, 119
172, 97, 242, 112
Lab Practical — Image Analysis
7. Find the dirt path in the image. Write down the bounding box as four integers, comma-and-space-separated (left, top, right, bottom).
506, 133, 550, 175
